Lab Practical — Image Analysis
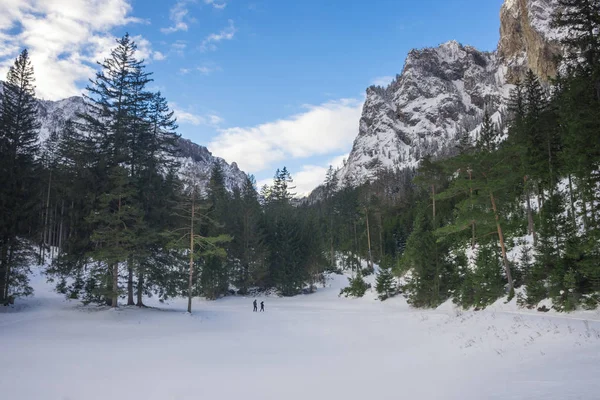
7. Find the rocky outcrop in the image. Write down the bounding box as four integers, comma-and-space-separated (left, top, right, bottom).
337, 41, 505, 185
334, 0, 564, 188
177, 138, 247, 191
498, 0, 563, 83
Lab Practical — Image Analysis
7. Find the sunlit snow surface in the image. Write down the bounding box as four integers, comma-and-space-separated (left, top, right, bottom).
1, 266, 599, 400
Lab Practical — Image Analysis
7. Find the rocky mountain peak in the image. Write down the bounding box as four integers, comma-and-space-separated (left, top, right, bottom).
332, 0, 564, 190
336, 40, 503, 186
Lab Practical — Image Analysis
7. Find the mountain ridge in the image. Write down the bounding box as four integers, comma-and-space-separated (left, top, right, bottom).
331, 0, 563, 190
7, 90, 248, 192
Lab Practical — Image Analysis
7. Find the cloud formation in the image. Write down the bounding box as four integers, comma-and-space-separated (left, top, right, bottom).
173, 105, 223, 127
200, 19, 236, 52
204, 0, 227, 9
208, 98, 362, 173
179, 63, 221, 75
161, 0, 195, 34
0, 0, 157, 100
256, 154, 348, 197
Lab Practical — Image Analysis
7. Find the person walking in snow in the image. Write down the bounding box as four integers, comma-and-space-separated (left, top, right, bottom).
260, 301, 265, 312
253, 299, 257, 312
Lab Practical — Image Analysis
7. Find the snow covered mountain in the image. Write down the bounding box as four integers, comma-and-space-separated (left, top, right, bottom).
30, 95, 247, 191
336, 0, 563, 187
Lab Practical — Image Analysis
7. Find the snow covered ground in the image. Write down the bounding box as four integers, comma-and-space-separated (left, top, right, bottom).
1, 266, 599, 400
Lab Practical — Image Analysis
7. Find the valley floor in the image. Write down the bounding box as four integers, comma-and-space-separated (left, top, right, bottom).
1, 267, 600, 400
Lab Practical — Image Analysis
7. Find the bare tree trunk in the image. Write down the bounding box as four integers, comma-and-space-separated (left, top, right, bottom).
567, 174, 577, 227
581, 187, 589, 230
490, 192, 514, 292
136, 271, 145, 307
0, 241, 8, 303
431, 183, 440, 302
111, 263, 119, 308
330, 216, 335, 268
378, 212, 383, 261
468, 170, 476, 249
524, 176, 537, 246
58, 200, 64, 253
51, 204, 57, 258
432, 184, 436, 225
588, 179, 597, 229
187, 190, 195, 314
44, 170, 52, 249
127, 262, 135, 306
365, 207, 373, 270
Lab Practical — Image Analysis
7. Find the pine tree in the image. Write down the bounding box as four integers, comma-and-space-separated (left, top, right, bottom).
170, 179, 231, 312
86, 166, 144, 307
507, 79, 537, 244
230, 176, 268, 293
402, 205, 450, 308
0, 49, 40, 304
375, 260, 396, 301
476, 110, 498, 152
339, 271, 371, 298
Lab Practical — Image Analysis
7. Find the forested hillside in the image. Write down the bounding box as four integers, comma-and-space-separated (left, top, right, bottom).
311, 0, 600, 311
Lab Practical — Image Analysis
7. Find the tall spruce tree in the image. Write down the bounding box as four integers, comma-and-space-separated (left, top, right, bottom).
0, 49, 40, 304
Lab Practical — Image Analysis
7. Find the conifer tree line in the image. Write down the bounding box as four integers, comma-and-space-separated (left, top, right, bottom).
1, 1, 599, 311
0, 35, 332, 310
309, 0, 600, 310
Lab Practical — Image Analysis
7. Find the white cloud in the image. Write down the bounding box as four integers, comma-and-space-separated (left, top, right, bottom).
171, 40, 187, 55
161, 0, 195, 34
153, 51, 166, 61
200, 19, 236, 52
290, 165, 329, 197
197, 66, 213, 75
291, 154, 349, 196
208, 98, 362, 173
197, 64, 221, 75
179, 63, 220, 75
328, 153, 349, 170
256, 154, 349, 197
371, 75, 395, 87
0, 0, 151, 100
173, 105, 223, 127
204, 0, 227, 9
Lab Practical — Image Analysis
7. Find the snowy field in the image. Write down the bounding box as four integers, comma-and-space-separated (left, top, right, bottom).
2, 267, 600, 400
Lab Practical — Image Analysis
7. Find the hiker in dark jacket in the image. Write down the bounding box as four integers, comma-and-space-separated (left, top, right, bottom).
253, 299, 257, 312
260, 301, 265, 312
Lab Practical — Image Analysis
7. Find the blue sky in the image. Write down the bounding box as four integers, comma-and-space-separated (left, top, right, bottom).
0, 0, 504, 194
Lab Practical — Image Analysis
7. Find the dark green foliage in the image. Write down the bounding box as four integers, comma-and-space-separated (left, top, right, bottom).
339, 273, 371, 298
375, 259, 396, 301
402, 205, 453, 308
0, 49, 40, 303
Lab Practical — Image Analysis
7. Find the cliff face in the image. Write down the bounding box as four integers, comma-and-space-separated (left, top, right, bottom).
498, 0, 563, 83
337, 42, 504, 185
334, 0, 564, 188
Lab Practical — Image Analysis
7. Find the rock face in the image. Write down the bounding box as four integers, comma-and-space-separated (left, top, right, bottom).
335, 0, 564, 187
498, 0, 563, 83
37, 96, 86, 142
176, 138, 247, 191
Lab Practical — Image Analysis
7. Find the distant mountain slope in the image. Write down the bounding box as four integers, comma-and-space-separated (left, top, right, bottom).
5, 91, 248, 191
